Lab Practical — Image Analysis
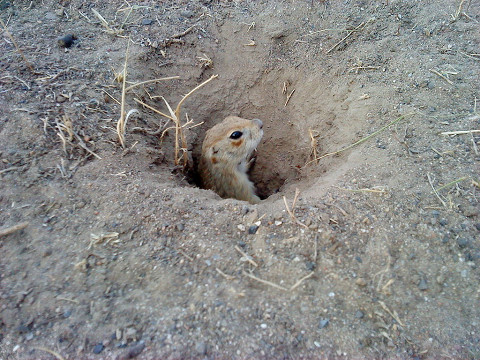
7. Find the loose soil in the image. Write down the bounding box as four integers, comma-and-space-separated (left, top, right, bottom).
1, 1, 479, 359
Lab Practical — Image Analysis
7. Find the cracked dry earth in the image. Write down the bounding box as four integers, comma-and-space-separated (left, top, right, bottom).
1, 0, 479, 359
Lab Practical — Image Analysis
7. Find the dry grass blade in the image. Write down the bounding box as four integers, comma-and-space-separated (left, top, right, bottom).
284, 89, 295, 107
243, 271, 289, 291
178, 249, 194, 261
378, 301, 405, 327
429, 69, 454, 85
0, 17, 35, 73
197, 54, 213, 68
91, 8, 110, 29
326, 19, 374, 54
172, 74, 218, 166
441, 129, 480, 136
335, 185, 388, 194
56, 296, 79, 304
216, 267, 235, 280
175, 74, 218, 121
308, 129, 319, 164
290, 271, 315, 291
427, 173, 446, 207
133, 98, 175, 121
91, 8, 122, 35
117, 39, 130, 148
160, 96, 184, 165
125, 76, 180, 92
283, 188, 308, 228
88, 232, 120, 249
235, 245, 258, 267
0, 166, 20, 175
33, 347, 65, 360
436, 177, 469, 191
305, 113, 413, 166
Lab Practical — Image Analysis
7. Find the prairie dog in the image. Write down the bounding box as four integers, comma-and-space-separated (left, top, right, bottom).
199, 116, 264, 204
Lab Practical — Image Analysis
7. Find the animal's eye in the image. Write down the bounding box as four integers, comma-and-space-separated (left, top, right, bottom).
229, 131, 243, 139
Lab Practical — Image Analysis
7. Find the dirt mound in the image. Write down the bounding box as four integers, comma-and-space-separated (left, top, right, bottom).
1, 1, 479, 359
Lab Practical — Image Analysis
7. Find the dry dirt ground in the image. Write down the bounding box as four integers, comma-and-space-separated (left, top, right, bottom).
1, 0, 479, 359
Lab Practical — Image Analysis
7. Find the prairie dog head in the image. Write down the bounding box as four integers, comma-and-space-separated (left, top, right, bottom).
202, 116, 263, 168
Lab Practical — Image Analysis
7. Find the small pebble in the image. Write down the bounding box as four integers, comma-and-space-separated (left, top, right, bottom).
436, 274, 445, 285
439, 219, 448, 226
418, 278, 428, 290
356, 278, 367, 287
457, 238, 469, 249
141, 19, 153, 25
305, 261, 316, 271
260, 323, 267, 329
63, 309, 72, 318
248, 225, 259, 234
45, 12, 57, 20
42, 249, 52, 257
93, 343, 104, 354
237, 224, 246, 232
117, 340, 145, 360
25, 332, 34, 341
176, 223, 185, 231
355, 256, 362, 263
355, 310, 365, 319
462, 205, 478, 217
56, 94, 68, 103
58, 34, 76, 48
88, 98, 100, 107
270, 29, 288, 39
180, 10, 195, 18
319, 319, 329, 329
195, 342, 207, 355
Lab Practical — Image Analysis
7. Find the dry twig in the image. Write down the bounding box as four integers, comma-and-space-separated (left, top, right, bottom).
290, 271, 315, 291
235, 245, 258, 267
0, 222, 29, 237
243, 271, 289, 291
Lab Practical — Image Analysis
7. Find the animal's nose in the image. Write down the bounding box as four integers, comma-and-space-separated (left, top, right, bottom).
252, 118, 263, 129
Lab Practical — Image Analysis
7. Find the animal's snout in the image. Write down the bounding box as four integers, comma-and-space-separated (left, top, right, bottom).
252, 118, 263, 129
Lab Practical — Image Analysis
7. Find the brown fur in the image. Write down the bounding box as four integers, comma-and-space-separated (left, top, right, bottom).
199, 116, 263, 204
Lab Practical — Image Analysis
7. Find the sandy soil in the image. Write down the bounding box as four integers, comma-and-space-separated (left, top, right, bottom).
1, 0, 479, 359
